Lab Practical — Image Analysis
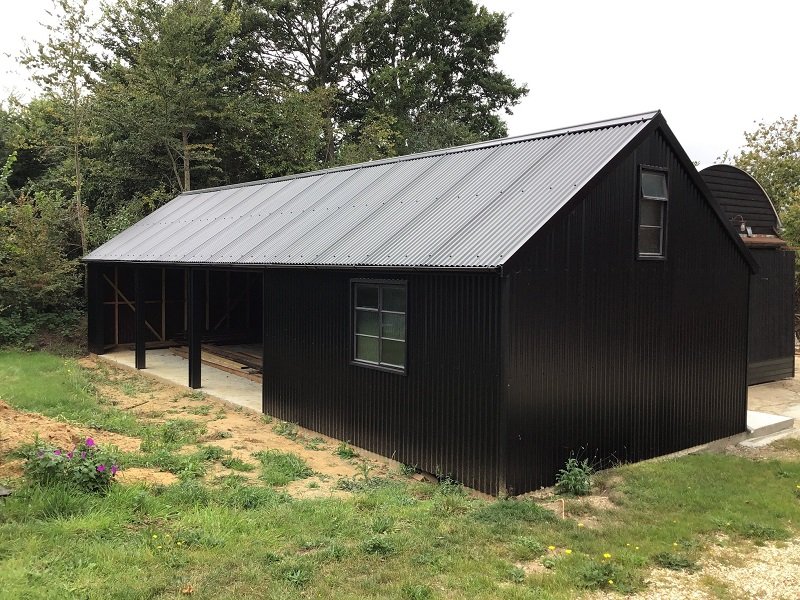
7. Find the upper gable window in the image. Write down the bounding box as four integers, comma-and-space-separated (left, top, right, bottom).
638, 168, 668, 258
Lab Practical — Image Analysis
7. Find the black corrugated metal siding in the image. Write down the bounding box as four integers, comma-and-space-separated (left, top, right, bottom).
262, 269, 503, 494
748, 247, 796, 384
503, 129, 750, 494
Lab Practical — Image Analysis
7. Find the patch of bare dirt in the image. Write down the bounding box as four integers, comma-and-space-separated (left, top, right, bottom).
55, 356, 387, 495
116, 467, 178, 486
0, 399, 141, 456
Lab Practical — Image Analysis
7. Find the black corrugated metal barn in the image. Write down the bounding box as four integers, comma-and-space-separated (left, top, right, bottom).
83, 111, 756, 495
700, 164, 796, 385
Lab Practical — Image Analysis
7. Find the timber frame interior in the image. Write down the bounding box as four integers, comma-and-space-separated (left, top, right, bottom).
87, 264, 264, 388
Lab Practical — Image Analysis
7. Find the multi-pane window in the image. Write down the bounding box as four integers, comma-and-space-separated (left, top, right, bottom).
638, 169, 668, 257
353, 281, 406, 371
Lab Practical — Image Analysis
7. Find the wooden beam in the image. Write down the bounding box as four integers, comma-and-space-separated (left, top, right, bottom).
134, 267, 146, 369
102, 273, 162, 341
212, 277, 252, 331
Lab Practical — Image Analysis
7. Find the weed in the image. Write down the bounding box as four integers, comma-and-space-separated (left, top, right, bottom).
260, 414, 273, 424
335, 441, 358, 459
209, 430, 233, 440
221, 457, 255, 472
652, 551, 698, 572
272, 421, 298, 440
140, 419, 207, 452
362, 535, 394, 555
556, 456, 593, 496
196, 445, 229, 461
401, 584, 433, 600
283, 566, 312, 586
506, 565, 526, 583
188, 404, 211, 416
182, 390, 207, 401
253, 450, 312, 486
219, 483, 289, 510
371, 515, 394, 534
511, 536, 546, 560
742, 522, 788, 542
572, 559, 622, 590
304, 437, 326, 451
399, 463, 417, 476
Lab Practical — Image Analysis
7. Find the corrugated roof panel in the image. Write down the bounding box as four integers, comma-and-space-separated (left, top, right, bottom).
84, 111, 658, 268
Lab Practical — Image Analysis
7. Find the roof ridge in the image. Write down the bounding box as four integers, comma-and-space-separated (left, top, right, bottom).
182, 110, 661, 196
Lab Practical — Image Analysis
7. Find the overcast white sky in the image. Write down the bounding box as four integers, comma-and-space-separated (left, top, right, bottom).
1, 0, 797, 167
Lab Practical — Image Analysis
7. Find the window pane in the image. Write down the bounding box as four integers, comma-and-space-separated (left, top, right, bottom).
641, 171, 667, 198
381, 339, 406, 367
639, 198, 663, 227
381, 313, 406, 341
356, 310, 379, 336
355, 335, 379, 362
355, 284, 379, 309
639, 226, 662, 255
382, 285, 406, 312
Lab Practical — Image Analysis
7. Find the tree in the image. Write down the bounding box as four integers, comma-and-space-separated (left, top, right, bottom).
240, 0, 527, 163
350, 0, 527, 149
726, 116, 800, 213
20, 0, 96, 254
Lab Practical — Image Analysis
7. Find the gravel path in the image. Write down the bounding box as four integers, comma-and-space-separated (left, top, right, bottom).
590, 537, 800, 599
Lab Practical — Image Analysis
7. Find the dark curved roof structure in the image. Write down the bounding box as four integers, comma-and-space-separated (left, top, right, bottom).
700, 164, 781, 236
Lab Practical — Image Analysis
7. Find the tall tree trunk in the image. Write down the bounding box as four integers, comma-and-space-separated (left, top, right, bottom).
182, 129, 191, 192
73, 86, 87, 255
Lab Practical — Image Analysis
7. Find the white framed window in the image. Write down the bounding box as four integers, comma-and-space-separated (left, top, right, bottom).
352, 280, 406, 373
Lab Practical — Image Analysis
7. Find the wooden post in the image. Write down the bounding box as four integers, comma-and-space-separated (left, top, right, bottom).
262, 268, 268, 413
134, 267, 146, 369
188, 268, 203, 389
86, 263, 105, 355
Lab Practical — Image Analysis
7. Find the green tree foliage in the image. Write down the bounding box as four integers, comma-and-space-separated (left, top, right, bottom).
240, 0, 527, 161
350, 0, 527, 149
727, 116, 800, 214
725, 116, 800, 251
0, 192, 82, 345
20, 0, 96, 253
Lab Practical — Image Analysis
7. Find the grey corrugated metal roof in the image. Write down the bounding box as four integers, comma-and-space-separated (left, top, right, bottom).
84, 111, 658, 268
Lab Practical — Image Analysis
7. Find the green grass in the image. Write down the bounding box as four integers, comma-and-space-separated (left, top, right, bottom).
253, 450, 313, 486
0, 351, 145, 437
3, 350, 800, 598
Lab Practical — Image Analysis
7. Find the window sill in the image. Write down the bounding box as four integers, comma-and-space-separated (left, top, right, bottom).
350, 359, 407, 376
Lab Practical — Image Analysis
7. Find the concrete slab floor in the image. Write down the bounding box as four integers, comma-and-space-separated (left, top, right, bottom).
748, 356, 800, 434
101, 351, 800, 440
100, 349, 261, 413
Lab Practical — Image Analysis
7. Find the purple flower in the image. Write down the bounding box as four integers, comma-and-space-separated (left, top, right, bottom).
80, 451, 86, 459
67, 452, 73, 459
111, 465, 118, 475
96, 464, 106, 473
53, 449, 62, 456
85, 438, 95, 447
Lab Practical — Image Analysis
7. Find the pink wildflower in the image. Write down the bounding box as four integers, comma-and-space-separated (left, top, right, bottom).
53, 449, 62, 456
80, 451, 86, 459
67, 451, 73, 459
96, 464, 106, 473
85, 438, 95, 447
111, 465, 118, 475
